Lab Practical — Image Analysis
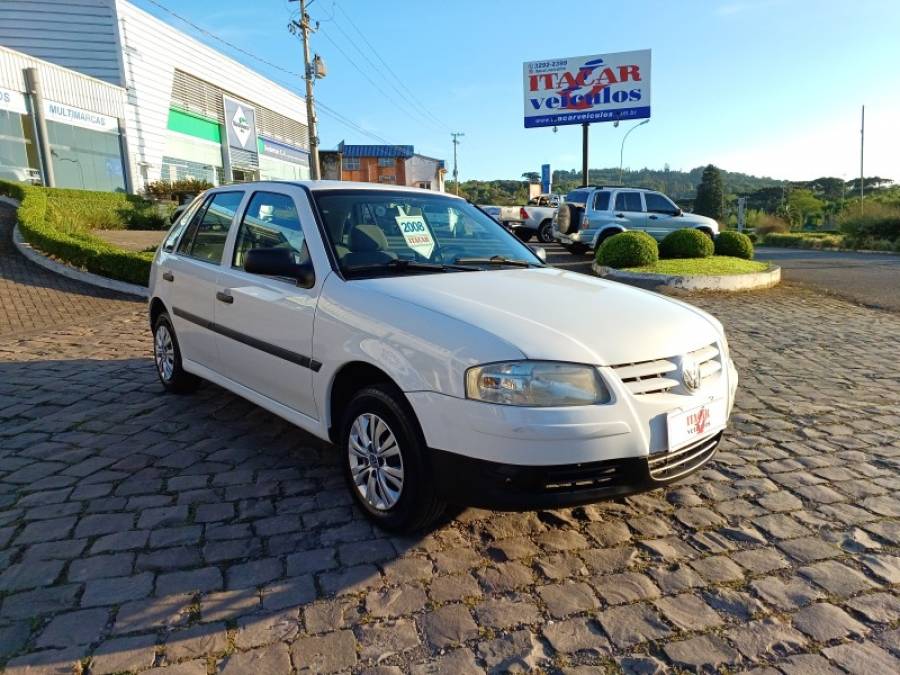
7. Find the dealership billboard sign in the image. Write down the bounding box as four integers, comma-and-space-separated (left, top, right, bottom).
523, 50, 651, 128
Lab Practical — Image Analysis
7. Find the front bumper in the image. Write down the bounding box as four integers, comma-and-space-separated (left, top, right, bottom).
430, 431, 723, 510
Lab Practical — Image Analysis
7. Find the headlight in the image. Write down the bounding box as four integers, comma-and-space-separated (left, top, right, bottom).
465, 361, 609, 407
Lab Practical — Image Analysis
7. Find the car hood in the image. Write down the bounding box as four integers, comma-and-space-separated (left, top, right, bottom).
356, 267, 723, 366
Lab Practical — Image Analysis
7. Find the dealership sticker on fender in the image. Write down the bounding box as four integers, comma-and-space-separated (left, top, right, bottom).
666, 398, 727, 451
396, 215, 435, 258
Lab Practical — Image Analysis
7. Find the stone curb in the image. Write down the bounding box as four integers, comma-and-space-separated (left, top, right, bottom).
756, 245, 899, 256
592, 261, 781, 291
13, 223, 149, 299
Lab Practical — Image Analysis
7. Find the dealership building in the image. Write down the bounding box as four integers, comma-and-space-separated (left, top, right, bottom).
0, 0, 311, 193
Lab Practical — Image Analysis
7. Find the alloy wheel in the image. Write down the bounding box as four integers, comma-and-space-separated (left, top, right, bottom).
154, 324, 175, 382
348, 412, 404, 510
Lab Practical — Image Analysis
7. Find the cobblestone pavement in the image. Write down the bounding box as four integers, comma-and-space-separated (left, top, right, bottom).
1, 262, 899, 672
0, 204, 141, 339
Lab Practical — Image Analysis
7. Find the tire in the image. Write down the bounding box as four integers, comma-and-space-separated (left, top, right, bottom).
515, 229, 533, 242
563, 243, 589, 255
697, 227, 714, 240
538, 220, 554, 244
556, 204, 584, 235
152, 312, 200, 394
340, 384, 446, 533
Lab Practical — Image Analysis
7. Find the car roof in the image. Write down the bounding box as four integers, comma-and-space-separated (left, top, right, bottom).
207, 180, 466, 199
570, 186, 657, 192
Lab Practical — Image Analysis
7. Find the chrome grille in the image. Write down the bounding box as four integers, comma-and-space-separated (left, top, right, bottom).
612, 342, 722, 396
648, 432, 721, 481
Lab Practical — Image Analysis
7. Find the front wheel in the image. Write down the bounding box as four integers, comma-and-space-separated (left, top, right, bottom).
562, 243, 589, 256
537, 220, 555, 244
153, 312, 199, 394
340, 385, 446, 533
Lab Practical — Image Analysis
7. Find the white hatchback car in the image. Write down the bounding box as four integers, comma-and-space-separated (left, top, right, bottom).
149, 181, 738, 532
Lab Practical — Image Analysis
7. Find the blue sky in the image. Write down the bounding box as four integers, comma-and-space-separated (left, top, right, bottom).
133, 0, 899, 182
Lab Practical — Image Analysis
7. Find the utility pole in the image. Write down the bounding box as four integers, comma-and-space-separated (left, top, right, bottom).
581, 123, 589, 187
290, 0, 320, 179
859, 104, 865, 214
451, 132, 464, 195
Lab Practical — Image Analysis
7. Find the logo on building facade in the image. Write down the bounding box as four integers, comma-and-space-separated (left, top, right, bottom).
230, 105, 252, 148
222, 95, 258, 159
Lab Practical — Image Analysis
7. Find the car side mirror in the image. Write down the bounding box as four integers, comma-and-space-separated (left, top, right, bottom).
529, 245, 547, 262
244, 248, 315, 288
675, 208, 683, 216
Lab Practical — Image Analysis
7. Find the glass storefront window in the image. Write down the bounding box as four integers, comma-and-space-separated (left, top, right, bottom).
0, 110, 40, 184
47, 120, 125, 192
259, 154, 310, 182
161, 156, 218, 184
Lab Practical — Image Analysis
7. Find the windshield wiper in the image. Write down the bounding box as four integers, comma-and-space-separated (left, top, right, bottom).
343, 259, 478, 275
453, 255, 538, 268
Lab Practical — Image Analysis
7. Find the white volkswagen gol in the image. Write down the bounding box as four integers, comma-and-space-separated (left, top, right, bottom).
149, 181, 738, 532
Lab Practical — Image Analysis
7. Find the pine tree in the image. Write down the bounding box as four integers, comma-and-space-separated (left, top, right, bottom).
694, 165, 724, 222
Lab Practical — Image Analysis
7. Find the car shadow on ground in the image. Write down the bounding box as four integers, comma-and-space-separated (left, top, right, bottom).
0, 355, 478, 671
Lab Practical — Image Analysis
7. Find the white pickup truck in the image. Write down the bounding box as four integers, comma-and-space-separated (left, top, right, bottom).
483, 195, 560, 243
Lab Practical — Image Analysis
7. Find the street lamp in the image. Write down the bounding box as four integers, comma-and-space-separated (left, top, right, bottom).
619, 119, 650, 184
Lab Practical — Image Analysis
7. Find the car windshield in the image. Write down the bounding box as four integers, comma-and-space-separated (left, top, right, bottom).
312, 190, 544, 277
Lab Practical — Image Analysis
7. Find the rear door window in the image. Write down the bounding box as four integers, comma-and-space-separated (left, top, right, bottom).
177, 191, 244, 263
593, 191, 611, 211
614, 192, 643, 212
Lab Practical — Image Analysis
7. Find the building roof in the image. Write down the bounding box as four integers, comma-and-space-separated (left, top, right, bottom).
338, 142, 414, 158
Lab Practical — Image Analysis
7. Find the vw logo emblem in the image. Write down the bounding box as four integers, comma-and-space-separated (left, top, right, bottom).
681, 357, 701, 391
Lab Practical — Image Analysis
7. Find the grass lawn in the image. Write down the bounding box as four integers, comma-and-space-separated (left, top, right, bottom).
625, 256, 770, 276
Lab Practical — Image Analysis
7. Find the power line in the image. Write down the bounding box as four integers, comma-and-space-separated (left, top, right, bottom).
323, 14, 445, 133
315, 25, 440, 134
333, 2, 449, 131
136, 0, 408, 153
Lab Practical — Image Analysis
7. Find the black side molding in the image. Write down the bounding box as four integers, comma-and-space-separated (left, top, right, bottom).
172, 307, 321, 372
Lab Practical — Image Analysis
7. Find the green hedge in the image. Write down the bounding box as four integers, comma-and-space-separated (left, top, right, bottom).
762, 232, 845, 249
659, 228, 714, 259
596, 231, 659, 268
0, 180, 154, 286
715, 231, 754, 259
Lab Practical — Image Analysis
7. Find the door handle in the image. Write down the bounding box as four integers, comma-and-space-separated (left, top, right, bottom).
215, 291, 234, 304
162, 271, 174, 282
615, 213, 625, 218
649, 215, 658, 220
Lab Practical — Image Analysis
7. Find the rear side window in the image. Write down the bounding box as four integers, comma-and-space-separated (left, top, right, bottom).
614, 192, 643, 212
565, 189, 589, 205
177, 191, 244, 263
232, 192, 310, 270
593, 191, 611, 211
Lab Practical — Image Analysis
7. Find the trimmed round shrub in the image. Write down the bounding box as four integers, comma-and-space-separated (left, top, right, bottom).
715, 231, 754, 259
596, 231, 659, 268
659, 228, 714, 259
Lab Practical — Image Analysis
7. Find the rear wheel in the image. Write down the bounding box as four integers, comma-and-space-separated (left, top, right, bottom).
153, 312, 199, 394
340, 385, 445, 533
593, 229, 619, 254
538, 220, 554, 244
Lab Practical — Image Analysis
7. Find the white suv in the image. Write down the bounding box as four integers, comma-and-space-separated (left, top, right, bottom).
554, 186, 720, 254
149, 181, 738, 532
